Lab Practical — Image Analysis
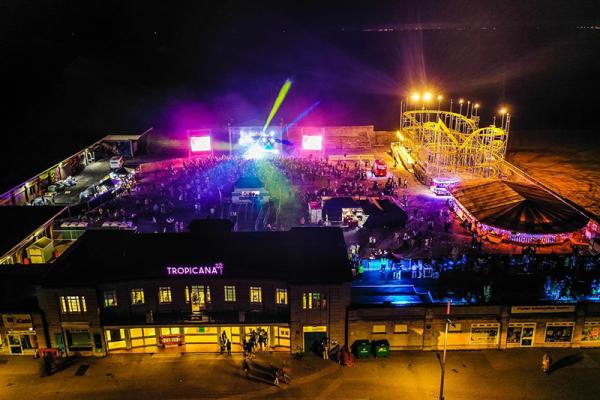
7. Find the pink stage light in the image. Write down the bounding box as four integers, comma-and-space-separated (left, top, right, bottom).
189, 136, 211, 152
302, 135, 323, 151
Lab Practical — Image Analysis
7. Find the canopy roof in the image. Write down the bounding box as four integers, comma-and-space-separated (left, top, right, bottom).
450, 180, 588, 234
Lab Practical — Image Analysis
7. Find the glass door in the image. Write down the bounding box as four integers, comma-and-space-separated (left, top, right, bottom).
8, 335, 22, 354
190, 286, 206, 314
520, 325, 535, 347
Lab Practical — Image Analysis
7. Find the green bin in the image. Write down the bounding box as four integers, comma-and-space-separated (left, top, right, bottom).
353, 339, 371, 358
372, 339, 390, 358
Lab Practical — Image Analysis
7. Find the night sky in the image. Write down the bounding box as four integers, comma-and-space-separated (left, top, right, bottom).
1, 1, 599, 187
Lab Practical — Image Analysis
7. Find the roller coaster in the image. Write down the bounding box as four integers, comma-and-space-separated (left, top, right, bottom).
392, 109, 510, 183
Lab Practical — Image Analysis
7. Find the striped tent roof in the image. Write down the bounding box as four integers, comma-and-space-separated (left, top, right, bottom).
450, 180, 588, 234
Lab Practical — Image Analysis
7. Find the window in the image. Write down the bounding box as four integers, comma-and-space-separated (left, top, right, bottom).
103, 291, 118, 307
159, 287, 172, 304
302, 292, 324, 309
59, 296, 87, 314
276, 289, 288, 305
224, 286, 236, 302
394, 324, 408, 334
131, 288, 145, 305
372, 325, 387, 334
470, 323, 499, 345
545, 322, 575, 343
582, 321, 600, 342
186, 286, 211, 304
448, 323, 462, 332
249, 287, 262, 303
507, 323, 536, 347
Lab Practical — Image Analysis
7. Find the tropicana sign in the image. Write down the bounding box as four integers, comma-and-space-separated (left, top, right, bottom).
166, 263, 224, 276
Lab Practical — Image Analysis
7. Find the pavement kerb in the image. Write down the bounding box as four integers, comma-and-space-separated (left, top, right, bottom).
218, 361, 341, 400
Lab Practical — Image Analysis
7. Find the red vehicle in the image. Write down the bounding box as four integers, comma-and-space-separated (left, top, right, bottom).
372, 159, 387, 177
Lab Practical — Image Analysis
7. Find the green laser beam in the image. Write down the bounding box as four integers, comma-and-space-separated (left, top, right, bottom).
262, 79, 292, 133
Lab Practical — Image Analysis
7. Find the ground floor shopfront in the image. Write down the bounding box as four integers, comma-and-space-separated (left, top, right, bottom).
104, 324, 291, 354
348, 304, 600, 351
0, 313, 47, 356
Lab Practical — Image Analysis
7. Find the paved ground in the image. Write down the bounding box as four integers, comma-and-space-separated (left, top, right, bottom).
2, 348, 600, 399
508, 149, 600, 221
52, 161, 112, 205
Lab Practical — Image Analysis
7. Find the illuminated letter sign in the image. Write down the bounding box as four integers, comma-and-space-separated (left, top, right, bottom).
166, 263, 224, 276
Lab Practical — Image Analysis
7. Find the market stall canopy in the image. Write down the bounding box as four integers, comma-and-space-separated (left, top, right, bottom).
449, 180, 588, 234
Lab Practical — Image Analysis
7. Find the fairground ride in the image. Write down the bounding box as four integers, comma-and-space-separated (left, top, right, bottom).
392, 107, 510, 185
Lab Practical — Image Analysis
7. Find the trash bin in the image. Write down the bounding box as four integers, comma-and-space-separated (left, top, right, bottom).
352, 339, 371, 359
372, 339, 390, 358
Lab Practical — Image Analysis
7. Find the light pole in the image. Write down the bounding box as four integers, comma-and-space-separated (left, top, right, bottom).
500, 108, 507, 129
439, 300, 454, 400
437, 95, 443, 112
458, 99, 464, 115
474, 103, 480, 117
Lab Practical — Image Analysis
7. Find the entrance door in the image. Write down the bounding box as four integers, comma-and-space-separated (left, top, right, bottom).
304, 332, 327, 354
54, 333, 66, 353
520, 326, 535, 347
190, 286, 206, 314
8, 335, 22, 354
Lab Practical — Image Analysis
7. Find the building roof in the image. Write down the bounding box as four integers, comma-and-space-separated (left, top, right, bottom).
0, 206, 66, 257
44, 226, 352, 287
0, 266, 49, 312
322, 197, 407, 228
450, 180, 589, 234
102, 134, 145, 141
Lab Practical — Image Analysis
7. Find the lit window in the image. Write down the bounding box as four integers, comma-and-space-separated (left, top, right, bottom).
59, 296, 87, 313
104, 291, 118, 307
276, 289, 288, 305
224, 286, 236, 302
302, 292, 323, 309
372, 325, 386, 334
159, 287, 172, 304
186, 285, 211, 304
131, 288, 145, 305
394, 324, 408, 333
250, 287, 262, 303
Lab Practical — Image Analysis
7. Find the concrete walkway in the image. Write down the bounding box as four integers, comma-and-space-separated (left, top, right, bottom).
2, 348, 599, 399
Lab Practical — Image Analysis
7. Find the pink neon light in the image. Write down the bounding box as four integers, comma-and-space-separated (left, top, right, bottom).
166, 263, 223, 275
302, 135, 323, 151
190, 136, 211, 152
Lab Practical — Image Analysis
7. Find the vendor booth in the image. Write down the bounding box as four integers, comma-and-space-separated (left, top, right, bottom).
231, 176, 269, 204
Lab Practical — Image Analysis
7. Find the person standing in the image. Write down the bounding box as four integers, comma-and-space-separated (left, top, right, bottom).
226, 339, 232, 356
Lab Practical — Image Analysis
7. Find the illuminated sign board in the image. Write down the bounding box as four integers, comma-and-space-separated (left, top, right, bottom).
189, 136, 212, 152
302, 135, 323, 151
166, 263, 224, 276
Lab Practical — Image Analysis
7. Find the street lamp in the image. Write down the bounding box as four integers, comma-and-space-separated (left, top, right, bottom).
439, 300, 454, 400
411, 92, 420, 111
474, 103, 480, 117
437, 95, 443, 111
499, 107, 508, 129
438, 317, 455, 400
458, 99, 464, 115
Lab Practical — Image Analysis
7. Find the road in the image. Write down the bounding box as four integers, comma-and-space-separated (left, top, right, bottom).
1, 348, 599, 399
